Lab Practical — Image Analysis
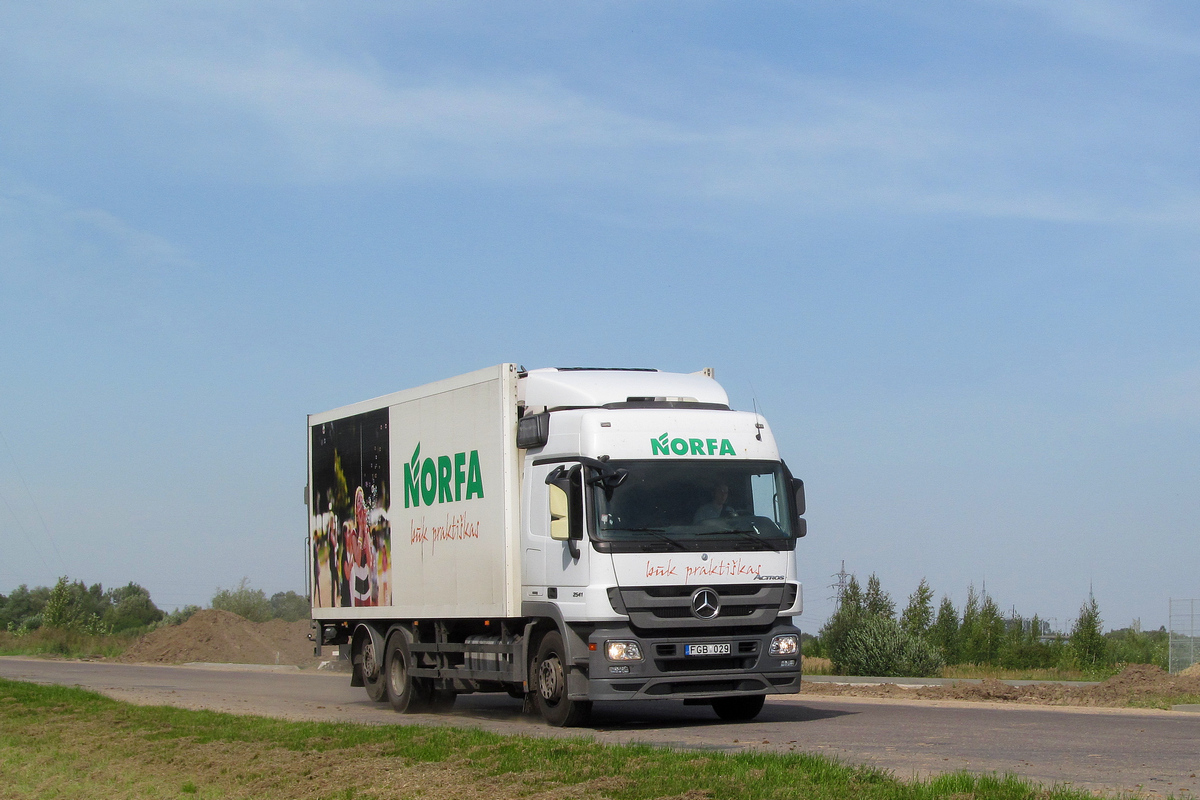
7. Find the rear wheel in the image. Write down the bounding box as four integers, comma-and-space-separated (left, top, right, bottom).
384, 631, 430, 713
360, 635, 386, 702
712, 694, 765, 721
532, 631, 591, 727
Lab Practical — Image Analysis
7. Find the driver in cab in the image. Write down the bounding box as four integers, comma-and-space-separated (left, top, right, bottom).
693, 482, 737, 522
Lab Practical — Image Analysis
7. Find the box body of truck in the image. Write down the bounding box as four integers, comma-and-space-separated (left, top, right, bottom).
307, 363, 805, 726
309, 364, 522, 620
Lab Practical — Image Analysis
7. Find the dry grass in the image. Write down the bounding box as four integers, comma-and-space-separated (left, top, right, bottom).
940, 665, 1109, 681
802, 657, 833, 675
0, 628, 134, 659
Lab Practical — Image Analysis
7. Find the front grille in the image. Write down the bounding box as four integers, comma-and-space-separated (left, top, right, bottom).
652, 606, 693, 619
656, 656, 755, 672
613, 583, 784, 630
642, 584, 761, 598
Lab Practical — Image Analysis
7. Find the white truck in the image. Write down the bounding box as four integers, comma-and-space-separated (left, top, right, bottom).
306, 364, 806, 726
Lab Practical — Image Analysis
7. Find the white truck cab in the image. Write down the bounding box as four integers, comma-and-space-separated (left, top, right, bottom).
308, 365, 805, 726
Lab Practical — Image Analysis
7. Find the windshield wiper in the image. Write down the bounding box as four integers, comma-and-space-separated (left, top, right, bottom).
698, 527, 781, 552
619, 527, 689, 551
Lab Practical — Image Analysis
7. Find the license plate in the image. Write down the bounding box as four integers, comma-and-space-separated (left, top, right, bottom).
684, 643, 731, 656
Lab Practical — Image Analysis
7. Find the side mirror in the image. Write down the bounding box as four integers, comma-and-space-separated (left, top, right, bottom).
545, 465, 583, 556
517, 412, 550, 449
792, 478, 805, 516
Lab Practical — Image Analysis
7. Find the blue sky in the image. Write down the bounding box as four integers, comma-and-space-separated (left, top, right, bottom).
1, 1, 1197, 633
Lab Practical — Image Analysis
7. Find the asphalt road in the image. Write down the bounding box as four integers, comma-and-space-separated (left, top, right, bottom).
2, 657, 1197, 797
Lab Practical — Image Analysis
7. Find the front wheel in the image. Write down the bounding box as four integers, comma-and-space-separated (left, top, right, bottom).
532, 631, 591, 727
712, 694, 765, 721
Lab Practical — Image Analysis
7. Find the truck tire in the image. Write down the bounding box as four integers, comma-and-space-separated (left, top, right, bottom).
711, 694, 765, 721
429, 687, 457, 711
384, 631, 430, 713
360, 634, 387, 702
532, 630, 591, 727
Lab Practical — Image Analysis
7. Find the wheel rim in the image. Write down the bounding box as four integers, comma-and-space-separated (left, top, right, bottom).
538, 654, 564, 704
363, 640, 379, 680
388, 648, 407, 692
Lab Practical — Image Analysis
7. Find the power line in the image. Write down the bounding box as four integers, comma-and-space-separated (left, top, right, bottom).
0, 482, 50, 572
0, 426, 66, 573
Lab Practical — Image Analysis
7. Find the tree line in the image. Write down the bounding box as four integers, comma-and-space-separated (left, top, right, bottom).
806, 573, 1167, 677
1, 577, 310, 636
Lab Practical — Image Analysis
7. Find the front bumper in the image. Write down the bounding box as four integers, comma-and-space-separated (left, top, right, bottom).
579, 621, 802, 701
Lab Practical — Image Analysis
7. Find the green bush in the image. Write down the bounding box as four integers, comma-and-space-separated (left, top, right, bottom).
1070, 596, 1106, 667
160, 605, 202, 627
43, 577, 110, 635
813, 573, 1156, 675
1106, 625, 1168, 669
800, 633, 823, 658
0, 584, 51, 631
103, 583, 164, 633
901, 635, 945, 677
837, 615, 944, 677
928, 596, 960, 664
269, 591, 310, 622
211, 579, 272, 622
818, 574, 865, 665
4, 578, 164, 636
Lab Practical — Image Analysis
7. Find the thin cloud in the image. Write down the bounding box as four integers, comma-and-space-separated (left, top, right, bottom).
2, 4, 1196, 226
1005, 0, 1200, 57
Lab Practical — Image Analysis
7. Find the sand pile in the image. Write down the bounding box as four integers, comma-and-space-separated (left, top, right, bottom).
118, 610, 321, 667
1180, 661, 1200, 678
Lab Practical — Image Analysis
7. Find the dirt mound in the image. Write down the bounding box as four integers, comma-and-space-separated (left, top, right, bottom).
119, 610, 321, 667
1077, 663, 1200, 705
1180, 662, 1200, 678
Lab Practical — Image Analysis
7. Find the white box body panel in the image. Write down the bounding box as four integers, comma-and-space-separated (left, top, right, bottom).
309, 364, 521, 621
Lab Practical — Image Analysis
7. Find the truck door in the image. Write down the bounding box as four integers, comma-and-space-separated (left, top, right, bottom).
526, 462, 590, 603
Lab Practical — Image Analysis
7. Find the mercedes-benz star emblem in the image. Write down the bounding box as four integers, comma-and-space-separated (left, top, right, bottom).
691, 587, 720, 620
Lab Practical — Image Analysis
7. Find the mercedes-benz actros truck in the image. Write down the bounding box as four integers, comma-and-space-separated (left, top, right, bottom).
307, 364, 806, 726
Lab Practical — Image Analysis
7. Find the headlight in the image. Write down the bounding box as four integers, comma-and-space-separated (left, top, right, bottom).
605, 640, 643, 661
769, 634, 799, 656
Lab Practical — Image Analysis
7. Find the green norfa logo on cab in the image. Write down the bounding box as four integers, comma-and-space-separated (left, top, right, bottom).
404, 443, 485, 508
650, 433, 737, 456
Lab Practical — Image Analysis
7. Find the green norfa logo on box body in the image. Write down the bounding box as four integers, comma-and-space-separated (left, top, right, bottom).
651, 433, 737, 456
404, 443, 485, 508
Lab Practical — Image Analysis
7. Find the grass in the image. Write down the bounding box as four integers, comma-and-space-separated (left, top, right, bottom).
802, 658, 1113, 682
0, 677, 1150, 800
1127, 693, 1200, 710
802, 656, 833, 675
0, 627, 136, 659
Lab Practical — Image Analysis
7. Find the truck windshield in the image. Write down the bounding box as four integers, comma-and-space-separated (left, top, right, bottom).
589, 460, 796, 552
